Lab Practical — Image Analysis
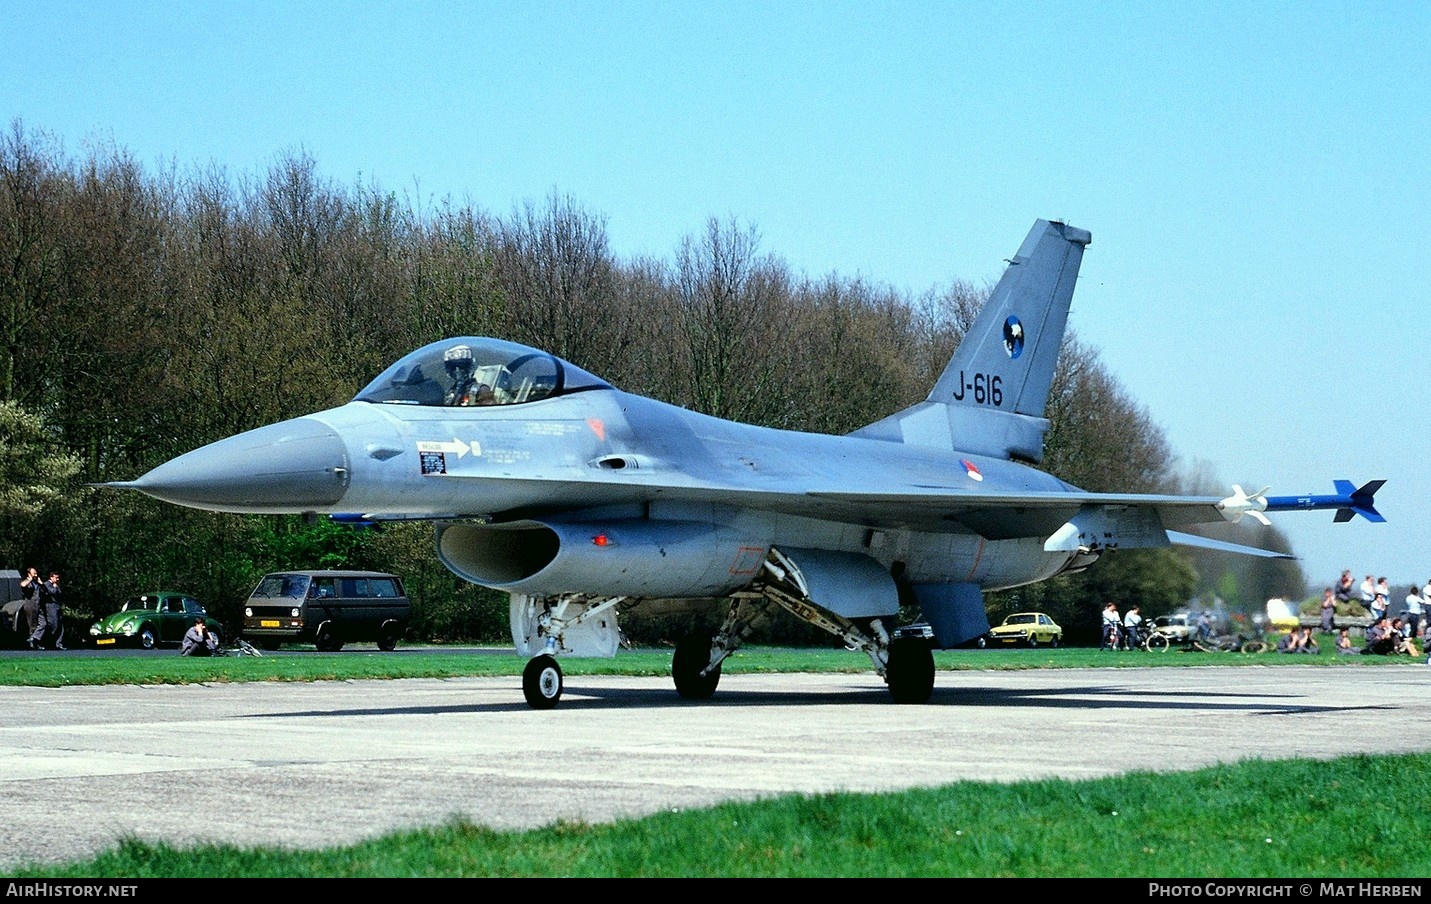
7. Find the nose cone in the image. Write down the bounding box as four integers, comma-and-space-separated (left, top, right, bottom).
124, 417, 349, 513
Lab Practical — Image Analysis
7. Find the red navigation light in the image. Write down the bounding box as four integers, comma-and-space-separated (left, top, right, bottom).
592, 533, 610, 547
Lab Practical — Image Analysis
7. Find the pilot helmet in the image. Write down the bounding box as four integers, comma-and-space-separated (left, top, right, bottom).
443, 344, 474, 377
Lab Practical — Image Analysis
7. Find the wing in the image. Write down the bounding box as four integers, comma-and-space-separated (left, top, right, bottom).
342, 474, 1287, 557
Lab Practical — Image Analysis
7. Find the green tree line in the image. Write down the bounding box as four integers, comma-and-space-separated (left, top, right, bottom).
0, 120, 1303, 644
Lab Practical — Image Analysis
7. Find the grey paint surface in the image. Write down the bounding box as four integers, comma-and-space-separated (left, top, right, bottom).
1, 665, 1427, 869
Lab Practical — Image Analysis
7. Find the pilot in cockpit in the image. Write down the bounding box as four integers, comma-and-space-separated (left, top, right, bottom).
444, 343, 503, 406
443, 344, 486, 406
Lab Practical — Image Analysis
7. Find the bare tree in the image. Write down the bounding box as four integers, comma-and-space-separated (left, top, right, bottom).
0, 401, 82, 563
398, 201, 503, 350
1042, 335, 1172, 492
776, 274, 926, 434
0, 121, 67, 406
672, 216, 794, 423
493, 192, 628, 374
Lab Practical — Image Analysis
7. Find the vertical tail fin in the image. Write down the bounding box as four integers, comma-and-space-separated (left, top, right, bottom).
852, 219, 1090, 462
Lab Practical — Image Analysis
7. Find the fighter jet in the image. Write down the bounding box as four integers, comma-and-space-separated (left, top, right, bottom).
107, 219, 1383, 708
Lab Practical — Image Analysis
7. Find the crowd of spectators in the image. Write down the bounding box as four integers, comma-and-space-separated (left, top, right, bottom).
1294, 568, 1427, 661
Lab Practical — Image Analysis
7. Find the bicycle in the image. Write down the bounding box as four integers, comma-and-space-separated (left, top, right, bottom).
1101, 622, 1123, 651
1139, 628, 1172, 652
1193, 633, 1268, 654
216, 637, 264, 657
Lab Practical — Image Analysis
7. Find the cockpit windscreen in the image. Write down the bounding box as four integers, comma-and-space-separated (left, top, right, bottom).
354, 337, 612, 407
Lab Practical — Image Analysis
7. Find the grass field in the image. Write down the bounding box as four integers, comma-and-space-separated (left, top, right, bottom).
5, 643, 1428, 878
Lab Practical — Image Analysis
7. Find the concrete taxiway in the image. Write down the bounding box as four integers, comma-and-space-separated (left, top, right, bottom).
1, 665, 1427, 869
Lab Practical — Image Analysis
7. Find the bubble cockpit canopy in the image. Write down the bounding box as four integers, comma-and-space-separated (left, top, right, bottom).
354, 337, 612, 407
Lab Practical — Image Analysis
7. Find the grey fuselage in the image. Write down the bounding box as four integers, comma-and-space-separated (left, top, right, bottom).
156, 386, 1083, 602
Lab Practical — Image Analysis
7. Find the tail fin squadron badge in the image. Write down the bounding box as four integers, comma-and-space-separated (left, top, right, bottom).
1003, 316, 1024, 358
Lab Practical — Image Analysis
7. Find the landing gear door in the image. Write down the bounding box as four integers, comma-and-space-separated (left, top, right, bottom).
776, 548, 899, 618
509, 594, 622, 658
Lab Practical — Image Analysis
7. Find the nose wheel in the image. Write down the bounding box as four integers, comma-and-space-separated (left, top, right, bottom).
522, 655, 564, 709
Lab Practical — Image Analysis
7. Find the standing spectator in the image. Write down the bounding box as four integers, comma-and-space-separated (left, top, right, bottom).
18, 567, 42, 649
1404, 585, 1424, 641
1423, 578, 1431, 638
1360, 574, 1376, 614
1335, 569, 1355, 604
1101, 602, 1121, 650
1196, 611, 1212, 641
1123, 605, 1144, 650
1319, 587, 1337, 632
35, 571, 64, 650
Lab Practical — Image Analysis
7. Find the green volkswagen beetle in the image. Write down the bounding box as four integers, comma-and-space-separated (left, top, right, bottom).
89, 591, 220, 650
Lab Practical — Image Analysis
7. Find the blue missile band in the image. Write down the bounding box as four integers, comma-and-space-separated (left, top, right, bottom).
1264, 495, 1349, 510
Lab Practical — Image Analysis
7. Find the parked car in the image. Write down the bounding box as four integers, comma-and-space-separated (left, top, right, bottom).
89, 591, 221, 650
242, 570, 409, 651
1150, 613, 1195, 645
892, 622, 935, 642
2, 597, 30, 648
985, 612, 1063, 648
892, 622, 988, 649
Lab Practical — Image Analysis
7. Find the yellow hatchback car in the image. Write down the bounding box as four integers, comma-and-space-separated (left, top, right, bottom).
984, 612, 1063, 648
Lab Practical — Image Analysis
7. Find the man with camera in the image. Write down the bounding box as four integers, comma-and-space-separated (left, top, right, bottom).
20, 568, 62, 650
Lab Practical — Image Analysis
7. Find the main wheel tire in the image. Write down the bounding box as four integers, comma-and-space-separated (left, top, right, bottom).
138, 625, 157, 650
314, 623, 342, 652
1241, 641, 1268, 654
522, 655, 563, 709
672, 632, 722, 700
886, 636, 935, 704
1147, 633, 1170, 652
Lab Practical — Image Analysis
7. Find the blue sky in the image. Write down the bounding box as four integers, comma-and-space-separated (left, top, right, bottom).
5, 1, 1428, 593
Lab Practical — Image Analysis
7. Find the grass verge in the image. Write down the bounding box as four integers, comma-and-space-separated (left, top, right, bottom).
12, 754, 1430, 877
1, 642, 1417, 688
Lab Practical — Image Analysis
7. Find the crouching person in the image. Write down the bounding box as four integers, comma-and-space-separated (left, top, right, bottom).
180, 616, 219, 656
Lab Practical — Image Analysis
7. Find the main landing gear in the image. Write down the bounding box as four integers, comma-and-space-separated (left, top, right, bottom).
671, 631, 722, 700
883, 636, 936, 704
510, 549, 940, 709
